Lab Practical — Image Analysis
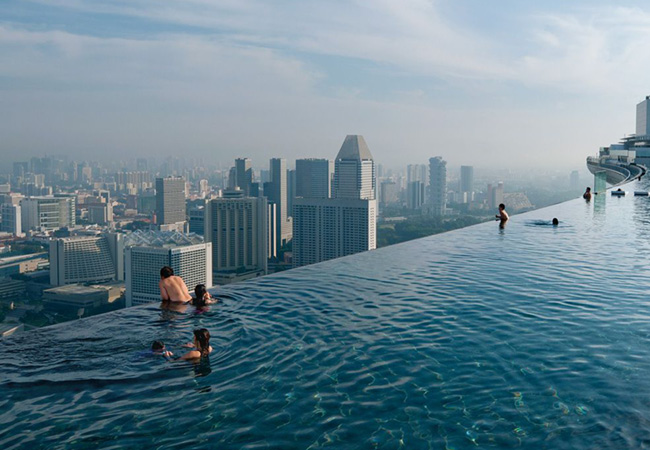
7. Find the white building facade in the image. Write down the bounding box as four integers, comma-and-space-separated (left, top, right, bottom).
50, 234, 124, 286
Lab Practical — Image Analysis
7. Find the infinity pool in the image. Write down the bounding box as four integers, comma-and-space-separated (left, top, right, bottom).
3, 181, 650, 449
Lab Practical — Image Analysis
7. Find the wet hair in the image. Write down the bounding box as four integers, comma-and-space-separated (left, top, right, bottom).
193, 284, 208, 307
152, 340, 165, 351
498, 203, 505, 210
160, 266, 174, 278
552, 218, 559, 226
586, 187, 591, 191
194, 328, 211, 357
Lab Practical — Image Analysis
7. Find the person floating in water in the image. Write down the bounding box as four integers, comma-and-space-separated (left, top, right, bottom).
192, 284, 217, 309
583, 187, 592, 201
552, 218, 559, 226
151, 340, 173, 358
179, 328, 213, 361
159, 266, 192, 303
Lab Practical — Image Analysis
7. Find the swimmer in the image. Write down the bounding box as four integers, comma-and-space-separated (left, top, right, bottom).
192, 284, 217, 308
159, 266, 192, 303
179, 328, 213, 361
552, 218, 559, 226
583, 187, 592, 201
495, 203, 509, 221
151, 340, 173, 358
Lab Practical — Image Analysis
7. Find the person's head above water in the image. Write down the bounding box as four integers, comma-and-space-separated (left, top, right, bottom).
194, 284, 209, 307
499, 203, 505, 211
160, 266, 174, 279
586, 187, 591, 192
552, 218, 559, 226
194, 328, 211, 357
152, 340, 165, 351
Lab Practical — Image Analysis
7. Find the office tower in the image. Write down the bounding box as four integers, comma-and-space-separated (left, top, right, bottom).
0, 204, 22, 236
88, 203, 113, 225
188, 202, 206, 235
12, 162, 28, 181
287, 169, 295, 218
292, 135, 377, 267
124, 231, 211, 306
334, 135, 375, 200
407, 181, 425, 210
570, 170, 580, 190
380, 181, 399, 206
21, 196, 75, 231
50, 234, 124, 286
428, 157, 447, 216
407, 164, 428, 186
198, 179, 209, 196
460, 165, 474, 203
266, 158, 291, 254
292, 198, 377, 267
234, 158, 253, 195
155, 176, 186, 230
637, 96, 650, 136
295, 158, 333, 199
487, 182, 504, 209
205, 196, 268, 276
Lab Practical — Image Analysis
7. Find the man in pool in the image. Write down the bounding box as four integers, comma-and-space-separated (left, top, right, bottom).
159, 266, 192, 303
496, 203, 509, 222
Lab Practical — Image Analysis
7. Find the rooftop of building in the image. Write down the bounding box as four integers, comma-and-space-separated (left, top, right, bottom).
335, 134, 373, 161
124, 230, 204, 247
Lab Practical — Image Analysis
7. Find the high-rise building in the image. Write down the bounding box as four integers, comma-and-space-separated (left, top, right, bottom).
205, 196, 268, 275
155, 176, 186, 229
292, 135, 377, 267
88, 203, 113, 225
266, 158, 291, 254
460, 165, 474, 203
234, 158, 253, 195
287, 169, 295, 218
292, 198, 377, 268
295, 158, 333, 199
50, 234, 124, 286
407, 181, 425, 210
21, 196, 75, 231
428, 157, 447, 216
0, 204, 22, 236
570, 170, 580, 190
406, 164, 428, 186
380, 181, 399, 206
487, 182, 504, 209
334, 135, 375, 200
124, 231, 211, 306
637, 96, 650, 136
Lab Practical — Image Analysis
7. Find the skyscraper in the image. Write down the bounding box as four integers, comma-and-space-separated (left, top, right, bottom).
124, 231, 211, 306
266, 158, 291, 254
205, 196, 268, 279
460, 165, 474, 203
637, 96, 650, 136
407, 181, 425, 210
21, 196, 75, 231
487, 182, 504, 210
0, 203, 22, 236
234, 158, 253, 195
292, 198, 377, 268
334, 135, 375, 200
155, 176, 186, 230
292, 135, 377, 267
428, 157, 447, 216
296, 158, 334, 199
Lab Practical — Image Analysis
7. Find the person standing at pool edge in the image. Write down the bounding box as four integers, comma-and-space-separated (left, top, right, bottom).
159, 266, 192, 302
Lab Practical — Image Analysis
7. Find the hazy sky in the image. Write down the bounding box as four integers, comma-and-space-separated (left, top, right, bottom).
2, 1, 650, 170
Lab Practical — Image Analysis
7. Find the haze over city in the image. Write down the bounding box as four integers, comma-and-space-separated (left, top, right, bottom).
2, 0, 650, 170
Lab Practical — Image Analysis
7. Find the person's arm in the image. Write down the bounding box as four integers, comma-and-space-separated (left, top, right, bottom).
159, 280, 170, 301
178, 350, 201, 361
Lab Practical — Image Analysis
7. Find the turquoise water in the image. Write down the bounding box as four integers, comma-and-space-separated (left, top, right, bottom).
3, 181, 650, 449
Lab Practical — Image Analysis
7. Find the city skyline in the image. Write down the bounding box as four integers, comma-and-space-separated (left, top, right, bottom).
3, 1, 650, 170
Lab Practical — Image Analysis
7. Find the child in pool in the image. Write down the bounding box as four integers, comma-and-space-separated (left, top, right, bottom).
179, 328, 213, 361
151, 340, 173, 358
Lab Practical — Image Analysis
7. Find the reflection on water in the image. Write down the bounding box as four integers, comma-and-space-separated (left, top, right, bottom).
2, 180, 650, 449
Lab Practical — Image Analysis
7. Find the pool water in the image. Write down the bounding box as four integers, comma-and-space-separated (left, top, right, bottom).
3, 180, 650, 449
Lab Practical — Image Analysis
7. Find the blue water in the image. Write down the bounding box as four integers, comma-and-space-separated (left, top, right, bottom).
3, 181, 650, 449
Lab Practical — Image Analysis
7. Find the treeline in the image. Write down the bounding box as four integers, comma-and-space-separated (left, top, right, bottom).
377, 215, 487, 248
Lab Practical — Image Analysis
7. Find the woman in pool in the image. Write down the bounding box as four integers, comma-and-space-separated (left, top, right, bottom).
179, 328, 212, 361
192, 284, 216, 308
